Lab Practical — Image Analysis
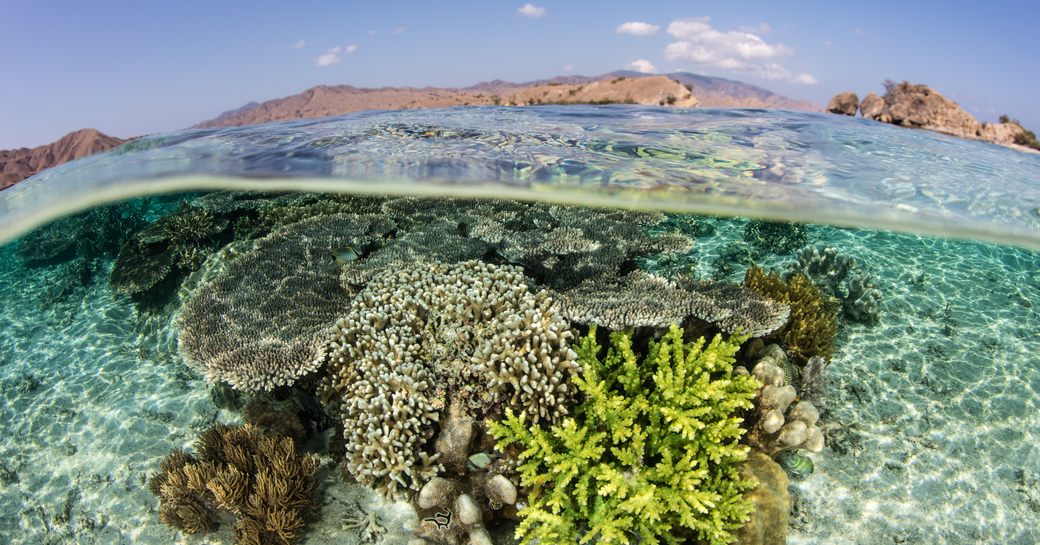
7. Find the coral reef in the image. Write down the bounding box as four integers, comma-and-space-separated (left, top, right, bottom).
110, 206, 230, 297
735, 451, 791, 545
318, 260, 578, 500
148, 423, 319, 545
176, 213, 394, 392
744, 266, 839, 362
743, 220, 810, 257
738, 347, 825, 457
17, 201, 146, 266
553, 270, 791, 337
413, 401, 521, 545
489, 325, 758, 545
797, 355, 830, 413
787, 245, 882, 324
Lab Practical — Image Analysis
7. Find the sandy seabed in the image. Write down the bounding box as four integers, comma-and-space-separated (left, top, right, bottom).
0, 218, 1038, 545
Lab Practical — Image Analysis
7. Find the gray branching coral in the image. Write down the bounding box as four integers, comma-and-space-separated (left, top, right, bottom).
318, 260, 578, 500
554, 270, 791, 337
787, 245, 882, 324
176, 213, 395, 392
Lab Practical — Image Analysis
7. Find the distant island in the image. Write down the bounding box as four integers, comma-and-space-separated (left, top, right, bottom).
1, 71, 817, 190
827, 81, 1039, 153
194, 70, 817, 128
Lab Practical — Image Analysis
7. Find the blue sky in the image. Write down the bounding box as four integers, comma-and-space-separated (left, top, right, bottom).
1, 0, 1037, 148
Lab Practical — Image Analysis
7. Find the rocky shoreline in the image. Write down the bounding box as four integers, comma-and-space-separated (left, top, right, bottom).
827, 82, 1038, 153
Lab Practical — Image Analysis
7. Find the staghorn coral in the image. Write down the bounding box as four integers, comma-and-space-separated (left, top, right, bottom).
737, 348, 825, 457
787, 245, 882, 324
744, 266, 839, 363
553, 270, 790, 337
318, 260, 578, 500
177, 213, 395, 392
148, 423, 319, 545
489, 324, 758, 545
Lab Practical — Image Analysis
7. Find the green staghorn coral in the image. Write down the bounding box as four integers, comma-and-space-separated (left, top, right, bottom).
489, 324, 759, 545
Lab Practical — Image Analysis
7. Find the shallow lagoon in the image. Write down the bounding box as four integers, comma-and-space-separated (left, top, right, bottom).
0, 107, 1038, 545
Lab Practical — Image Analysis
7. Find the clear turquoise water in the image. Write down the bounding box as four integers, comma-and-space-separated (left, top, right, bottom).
0, 106, 1038, 544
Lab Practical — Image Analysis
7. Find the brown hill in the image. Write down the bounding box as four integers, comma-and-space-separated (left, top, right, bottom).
197, 73, 812, 128
1, 129, 125, 190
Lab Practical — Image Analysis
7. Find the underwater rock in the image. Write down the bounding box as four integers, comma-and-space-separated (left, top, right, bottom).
209, 382, 243, 410
736, 451, 791, 545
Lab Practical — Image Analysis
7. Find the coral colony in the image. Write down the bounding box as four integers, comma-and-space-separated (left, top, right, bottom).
118, 193, 882, 544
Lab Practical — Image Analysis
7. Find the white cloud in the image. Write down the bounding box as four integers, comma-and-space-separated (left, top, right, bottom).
293, 40, 307, 49
563, 64, 575, 72
315, 47, 342, 67
346, 44, 359, 54
368, 30, 377, 36
616, 21, 659, 36
626, 59, 657, 74
739, 22, 771, 35
664, 17, 816, 84
394, 26, 407, 34
518, 3, 546, 18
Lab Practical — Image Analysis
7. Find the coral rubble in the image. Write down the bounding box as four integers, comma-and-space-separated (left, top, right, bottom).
148, 423, 319, 545
489, 325, 758, 545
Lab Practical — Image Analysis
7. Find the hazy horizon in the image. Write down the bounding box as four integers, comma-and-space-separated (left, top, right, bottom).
2, 0, 1038, 149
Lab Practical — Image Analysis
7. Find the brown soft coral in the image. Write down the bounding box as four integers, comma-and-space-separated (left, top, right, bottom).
149, 424, 319, 545
744, 266, 839, 362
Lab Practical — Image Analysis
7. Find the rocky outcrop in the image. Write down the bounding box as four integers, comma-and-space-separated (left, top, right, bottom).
0, 129, 125, 190
859, 92, 884, 120
826, 92, 858, 116
827, 82, 1036, 153
736, 451, 791, 545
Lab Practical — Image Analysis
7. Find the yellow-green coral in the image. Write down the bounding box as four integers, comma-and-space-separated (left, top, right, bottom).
743, 266, 839, 362
489, 324, 758, 545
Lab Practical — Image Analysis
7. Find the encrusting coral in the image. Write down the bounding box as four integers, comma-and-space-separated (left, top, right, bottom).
148, 423, 319, 545
744, 266, 839, 363
553, 270, 790, 337
176, 213, 395, 392
489, 324, 758, 545
318, 260, 578, 501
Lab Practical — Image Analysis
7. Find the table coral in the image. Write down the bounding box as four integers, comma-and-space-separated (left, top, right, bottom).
176, 213, 394, 392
